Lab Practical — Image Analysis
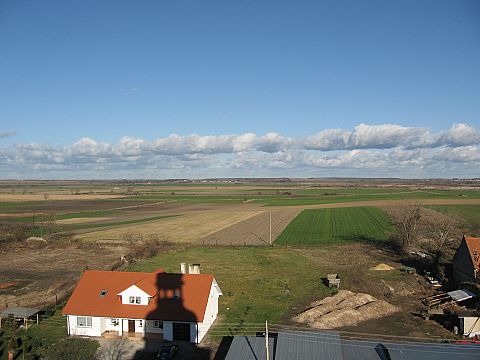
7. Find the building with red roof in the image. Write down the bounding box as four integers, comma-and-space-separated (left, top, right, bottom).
453, 236, 480, 284
63, 266, 222, 343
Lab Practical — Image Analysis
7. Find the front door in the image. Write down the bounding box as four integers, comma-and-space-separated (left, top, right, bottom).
128, 320, 135, 333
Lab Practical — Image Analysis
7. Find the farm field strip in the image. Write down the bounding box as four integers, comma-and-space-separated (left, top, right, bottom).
200, 207, 301, 245
275, 207, 395, 246
75, 210, 263, 243
426, 204, 480, 235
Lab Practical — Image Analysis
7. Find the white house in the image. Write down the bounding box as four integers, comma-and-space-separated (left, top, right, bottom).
62, 267, 222, 343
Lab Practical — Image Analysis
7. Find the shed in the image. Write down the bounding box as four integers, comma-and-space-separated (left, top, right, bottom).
0, 307, 41, 329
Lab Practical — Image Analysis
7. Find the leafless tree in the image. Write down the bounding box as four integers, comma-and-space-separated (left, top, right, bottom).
391, 201, 422, 252
44, 211, 58, 234
423, 214, 462, 276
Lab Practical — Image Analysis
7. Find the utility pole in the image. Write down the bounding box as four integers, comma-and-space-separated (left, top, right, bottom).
265, 320, 270, 360
269, 211, 272, 246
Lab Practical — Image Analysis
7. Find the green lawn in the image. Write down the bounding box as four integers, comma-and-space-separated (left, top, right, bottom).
275, 207, 396, 246
0, 310, 97, 359
128, 247, 331, 336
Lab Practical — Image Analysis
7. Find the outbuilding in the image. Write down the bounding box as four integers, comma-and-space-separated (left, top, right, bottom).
453, 236, 480, 284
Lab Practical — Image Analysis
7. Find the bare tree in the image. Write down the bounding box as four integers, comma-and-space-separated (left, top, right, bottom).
423, 214, 462, 276
391, 202, 422, 252
44, 211, 58, 234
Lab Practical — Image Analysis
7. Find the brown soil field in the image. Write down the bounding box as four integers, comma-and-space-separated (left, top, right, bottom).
287, 244, 455, 339
200, 207, 301, 245
75, 210, 263, 243
0, 243, 128, 310
0, 194, 125, 202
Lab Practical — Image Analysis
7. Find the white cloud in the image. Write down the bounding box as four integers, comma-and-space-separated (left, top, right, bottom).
0, 123, 479, 179
0, 131, 18, 139
304, 123, 479, 151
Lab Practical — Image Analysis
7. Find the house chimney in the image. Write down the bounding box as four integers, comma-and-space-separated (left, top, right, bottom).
188, 264, 195, 274
192, 264, 201, 274
180, 263, 187, 274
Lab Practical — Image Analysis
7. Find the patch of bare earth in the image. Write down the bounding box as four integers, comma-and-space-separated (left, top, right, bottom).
293, 244, 455, 338
0, 243, 128, 310
200, 207, 301, 245
294, 290, 399, 329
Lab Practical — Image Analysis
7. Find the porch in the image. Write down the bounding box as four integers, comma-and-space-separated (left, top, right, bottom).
101, 330, 164, 340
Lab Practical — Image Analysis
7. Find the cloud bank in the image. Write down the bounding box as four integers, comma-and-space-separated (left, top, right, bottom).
1, 123, 479, 179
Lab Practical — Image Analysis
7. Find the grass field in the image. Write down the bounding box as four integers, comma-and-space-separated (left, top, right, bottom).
275, 207, 395, 246
427, 205, 480, 235
127, 247, 331, 336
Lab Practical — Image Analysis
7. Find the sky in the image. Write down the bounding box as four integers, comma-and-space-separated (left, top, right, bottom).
0, 0, 479, 179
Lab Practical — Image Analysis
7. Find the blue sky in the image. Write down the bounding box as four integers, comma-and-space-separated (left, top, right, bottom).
0, 0, 479, 178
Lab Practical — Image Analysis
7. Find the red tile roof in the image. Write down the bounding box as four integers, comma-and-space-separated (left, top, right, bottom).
62, 270, 216, 322
464, 237, 480, 271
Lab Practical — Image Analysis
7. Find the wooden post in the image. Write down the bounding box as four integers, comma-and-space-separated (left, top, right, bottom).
0, 316, 2, 329
25, 317, 28, 330
36, 313, 39, 325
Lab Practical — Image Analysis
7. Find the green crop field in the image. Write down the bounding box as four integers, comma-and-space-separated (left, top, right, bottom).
256, 189, 480, 206
128, 247, 330, 337
427, 205, 480, 235
275, 207, 396, 246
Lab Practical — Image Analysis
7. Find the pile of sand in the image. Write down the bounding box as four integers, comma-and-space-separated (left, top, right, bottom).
293, 290, 399, 329
369, 263, 395, 271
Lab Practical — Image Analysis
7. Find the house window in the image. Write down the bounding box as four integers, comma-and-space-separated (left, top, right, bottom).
153, 320, 163, 329
77, 316, 92, 327
135, 296, 141, 304
110, 318, 119, 326
139, 320, 143, 328
129, 296, 135, 304
173, 289, 180, 299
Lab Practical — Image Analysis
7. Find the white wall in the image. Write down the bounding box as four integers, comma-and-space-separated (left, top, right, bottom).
67, 315, 104, 337
460, 317, 480, 337
105, 318, 121, 332
196, 282, 221, 343
163, 321, 173, 341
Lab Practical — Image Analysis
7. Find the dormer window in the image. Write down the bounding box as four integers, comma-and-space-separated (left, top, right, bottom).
129, 296, 142, 304
99, 290, 108, 297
